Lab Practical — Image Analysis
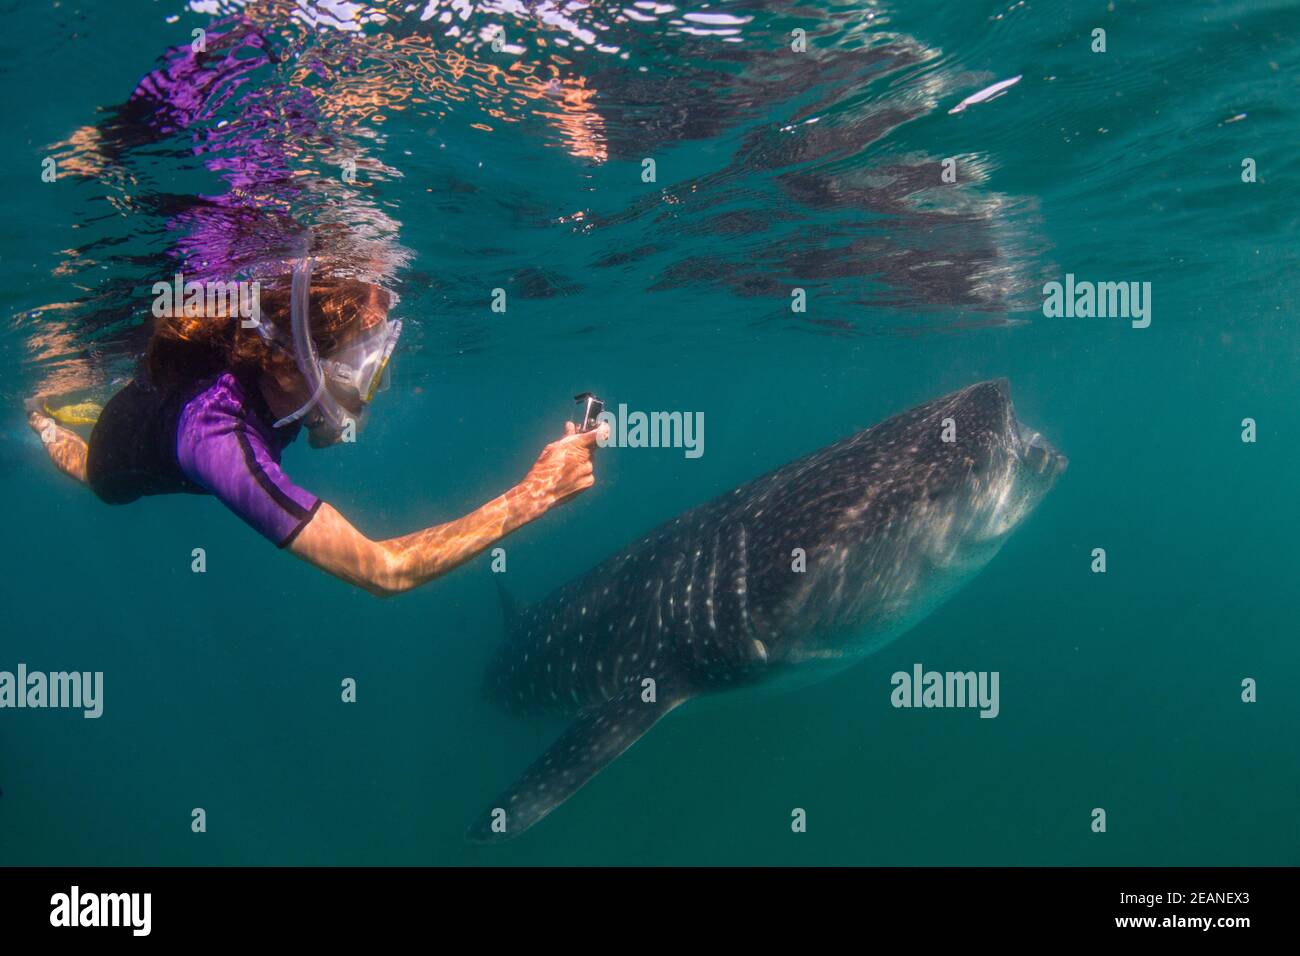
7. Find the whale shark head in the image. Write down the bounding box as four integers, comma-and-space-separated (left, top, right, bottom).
951, 378, 1067, 545
775, 379, 1066, 659
891, 379, 1067, 579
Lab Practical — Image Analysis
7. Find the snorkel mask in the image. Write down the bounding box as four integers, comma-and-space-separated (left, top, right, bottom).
267, 256, 402, 444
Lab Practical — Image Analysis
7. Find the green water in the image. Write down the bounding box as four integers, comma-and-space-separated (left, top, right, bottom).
1, 0, 1297, 865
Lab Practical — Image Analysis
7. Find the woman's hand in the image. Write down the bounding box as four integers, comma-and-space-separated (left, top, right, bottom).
25, 398, 58, 446
25, 396, 89, 483
510, 421, 608, 521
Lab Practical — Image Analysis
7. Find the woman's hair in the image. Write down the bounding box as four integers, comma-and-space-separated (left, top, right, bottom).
145, 276, 391, 393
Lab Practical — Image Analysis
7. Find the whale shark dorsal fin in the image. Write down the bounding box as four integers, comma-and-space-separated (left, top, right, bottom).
468, 682, 691, 843
495, 579, 523, 638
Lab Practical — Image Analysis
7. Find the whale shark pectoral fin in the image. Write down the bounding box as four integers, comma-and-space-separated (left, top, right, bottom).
468, 682, 690, 843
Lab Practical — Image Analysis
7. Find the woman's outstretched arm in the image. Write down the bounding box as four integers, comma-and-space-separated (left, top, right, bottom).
288, 423, 605, 597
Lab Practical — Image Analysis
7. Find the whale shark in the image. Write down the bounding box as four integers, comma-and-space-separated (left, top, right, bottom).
471, 379, 1066, 841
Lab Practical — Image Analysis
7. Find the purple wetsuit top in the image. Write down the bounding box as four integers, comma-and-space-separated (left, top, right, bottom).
176, 373, 320, 547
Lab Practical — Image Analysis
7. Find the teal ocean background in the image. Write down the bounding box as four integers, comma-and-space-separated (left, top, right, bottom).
1, 0, 1297, 865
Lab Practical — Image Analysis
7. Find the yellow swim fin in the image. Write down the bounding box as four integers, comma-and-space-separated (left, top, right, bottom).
43, 399, 103, 426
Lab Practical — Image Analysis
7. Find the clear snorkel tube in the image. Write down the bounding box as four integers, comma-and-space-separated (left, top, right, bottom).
271, 254, 347, 433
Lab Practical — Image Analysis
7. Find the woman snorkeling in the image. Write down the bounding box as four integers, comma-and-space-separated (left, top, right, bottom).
26, 256, 604, 596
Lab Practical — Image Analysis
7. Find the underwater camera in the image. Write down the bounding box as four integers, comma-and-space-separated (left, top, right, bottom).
573, 392, 605, 433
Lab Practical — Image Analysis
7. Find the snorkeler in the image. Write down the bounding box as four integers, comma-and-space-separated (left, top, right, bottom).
25, 257, 605, 597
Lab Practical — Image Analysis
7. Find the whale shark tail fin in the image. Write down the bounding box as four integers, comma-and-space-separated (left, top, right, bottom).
467, 681, 691, 843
